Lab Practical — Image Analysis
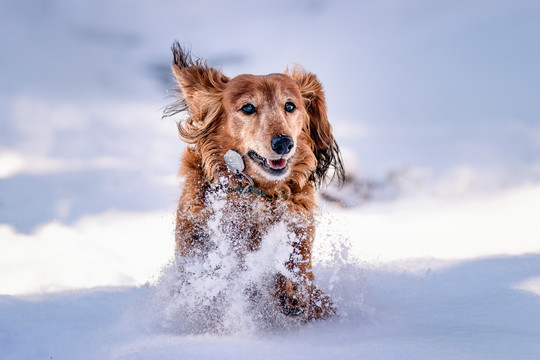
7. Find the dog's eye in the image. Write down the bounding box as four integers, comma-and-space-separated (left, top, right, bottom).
240, 103, 256, 115
284, 102, 296, 113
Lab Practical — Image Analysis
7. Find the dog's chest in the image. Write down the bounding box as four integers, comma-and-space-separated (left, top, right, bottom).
208, 192, 287, 252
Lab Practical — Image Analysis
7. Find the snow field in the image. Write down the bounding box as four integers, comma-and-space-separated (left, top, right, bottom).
2, 0, 540, 358
2, 183, 540, 359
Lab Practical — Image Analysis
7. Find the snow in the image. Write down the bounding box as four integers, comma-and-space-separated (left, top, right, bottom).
1, 0, 540, 359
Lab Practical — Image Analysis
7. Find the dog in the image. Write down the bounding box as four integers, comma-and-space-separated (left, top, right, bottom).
164, 42, 345, 321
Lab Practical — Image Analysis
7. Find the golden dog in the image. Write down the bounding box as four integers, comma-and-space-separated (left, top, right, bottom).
165, 42, 344, 321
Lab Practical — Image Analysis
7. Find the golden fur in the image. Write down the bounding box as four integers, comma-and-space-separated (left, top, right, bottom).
165, 42, 345, 320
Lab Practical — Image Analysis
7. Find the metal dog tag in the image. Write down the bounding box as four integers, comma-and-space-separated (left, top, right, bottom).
224, 150, 245, 174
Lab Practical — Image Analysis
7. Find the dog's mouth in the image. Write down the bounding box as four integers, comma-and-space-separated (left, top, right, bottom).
248, 150, 290, 176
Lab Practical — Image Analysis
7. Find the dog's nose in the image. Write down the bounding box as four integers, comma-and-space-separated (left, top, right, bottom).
271, 135, 294, 155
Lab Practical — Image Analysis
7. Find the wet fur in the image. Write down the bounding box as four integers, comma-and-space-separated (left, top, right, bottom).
165, 42, 344, 321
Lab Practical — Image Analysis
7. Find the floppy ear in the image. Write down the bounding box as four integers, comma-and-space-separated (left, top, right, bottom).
164, 42, 229, 143
287, 66, 345, 186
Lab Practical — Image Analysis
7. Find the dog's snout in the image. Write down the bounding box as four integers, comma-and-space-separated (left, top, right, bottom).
271, 135, 294, 155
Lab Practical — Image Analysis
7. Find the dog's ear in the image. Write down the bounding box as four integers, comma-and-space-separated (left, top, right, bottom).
164, 42, 229, 143
286, 66, 345, 187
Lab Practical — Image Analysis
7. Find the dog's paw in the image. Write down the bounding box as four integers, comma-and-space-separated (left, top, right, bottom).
274, 275, 337, 320
306, 287, 337, 320
279, 291, 305, 316
275, 275, 308, 317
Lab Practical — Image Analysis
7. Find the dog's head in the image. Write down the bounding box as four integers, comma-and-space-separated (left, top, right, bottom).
165, 42, 344, 191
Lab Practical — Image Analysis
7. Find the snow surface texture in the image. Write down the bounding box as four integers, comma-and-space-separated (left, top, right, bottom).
1, 0, 540, 359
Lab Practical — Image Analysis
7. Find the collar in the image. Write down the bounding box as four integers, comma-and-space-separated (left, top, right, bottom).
234, 184, 269, 197
207, 174, 270, 198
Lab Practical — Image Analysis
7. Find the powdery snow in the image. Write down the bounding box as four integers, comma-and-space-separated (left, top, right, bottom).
1, 0, 540, 359
2, 185, 540, 359
2, 256, 540, 359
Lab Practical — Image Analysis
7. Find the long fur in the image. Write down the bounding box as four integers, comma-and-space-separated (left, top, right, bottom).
286, 65, 345, 187
165, 41, 345, 321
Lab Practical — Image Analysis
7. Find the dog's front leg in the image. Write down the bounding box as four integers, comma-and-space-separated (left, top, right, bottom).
275, 223, 336, 321
174, 163, 213, 259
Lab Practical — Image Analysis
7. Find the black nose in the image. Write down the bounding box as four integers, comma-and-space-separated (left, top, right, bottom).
271, 135, 294, 155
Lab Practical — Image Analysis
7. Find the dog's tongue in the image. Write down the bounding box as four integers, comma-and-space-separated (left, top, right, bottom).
268, 158, 287, 169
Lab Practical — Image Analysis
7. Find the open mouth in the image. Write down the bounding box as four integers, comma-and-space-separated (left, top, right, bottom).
248, 150, 289, 175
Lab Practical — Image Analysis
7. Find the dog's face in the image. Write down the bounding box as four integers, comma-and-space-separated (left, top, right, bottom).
167, 43, 344, 190
221, 74, 305, 182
